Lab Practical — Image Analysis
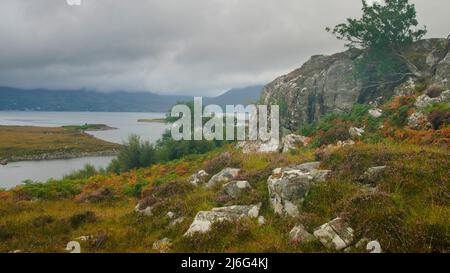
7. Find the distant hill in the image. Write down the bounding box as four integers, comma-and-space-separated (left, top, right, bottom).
0, 85, 263, 112
205, 85, 263, 106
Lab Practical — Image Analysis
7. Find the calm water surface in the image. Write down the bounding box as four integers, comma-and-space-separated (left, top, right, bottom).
0, 111, 169, 188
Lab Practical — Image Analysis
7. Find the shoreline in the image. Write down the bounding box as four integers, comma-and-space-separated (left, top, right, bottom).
3, 149, 119, 163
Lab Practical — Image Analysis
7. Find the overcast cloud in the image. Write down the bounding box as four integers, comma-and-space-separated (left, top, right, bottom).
0, 0, 448, 96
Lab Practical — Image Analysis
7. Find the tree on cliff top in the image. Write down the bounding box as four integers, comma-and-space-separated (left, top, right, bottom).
327, 0, 427, 84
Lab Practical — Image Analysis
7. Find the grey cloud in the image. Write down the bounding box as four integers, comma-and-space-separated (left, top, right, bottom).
0, 0, 448, 95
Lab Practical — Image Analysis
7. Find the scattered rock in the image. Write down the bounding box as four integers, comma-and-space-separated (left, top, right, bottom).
258, 216, 266, 226
313, 217, 354, 251
368, 108, 383, 118
8, 250, 22, 253
268, 162, 331, 217
170, 217, 185, 227
134, 203, 153, 217
153, 238, 172, 253
0, 158, 8, 166
75, 235, 93, 242
367, 240, 383, 253
184, 204, 261, 236
289, 225, 316, 244
188, 170, 209, 186
282, 134, 310, 153
223, 181, 252, 199
358, 166, 387, 185
349, 127, 365, 139
205, 168, 240, 188
167, 211, 175, 219
408, 112, 433, 130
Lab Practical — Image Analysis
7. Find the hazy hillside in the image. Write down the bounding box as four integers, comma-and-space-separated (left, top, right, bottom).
205, 85, 263, 106
0, 85, 263, 112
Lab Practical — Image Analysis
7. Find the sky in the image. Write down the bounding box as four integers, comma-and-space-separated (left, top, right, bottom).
0, 0, 449, 96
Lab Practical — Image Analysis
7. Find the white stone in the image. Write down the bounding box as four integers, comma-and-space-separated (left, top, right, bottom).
368, 108, 383, 118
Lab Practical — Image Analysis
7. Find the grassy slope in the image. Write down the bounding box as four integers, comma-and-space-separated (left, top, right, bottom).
0, 126, 120, 159
0, 142, 448, 253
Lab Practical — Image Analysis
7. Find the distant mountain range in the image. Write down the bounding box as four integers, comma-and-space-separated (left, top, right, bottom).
0, 85, 263, 112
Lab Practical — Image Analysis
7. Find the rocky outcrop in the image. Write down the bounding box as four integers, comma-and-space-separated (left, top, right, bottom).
223, 181, 252, 199
184, 204, 261, 236
433, 51, 450, 88
206, 168, 240, 188
261, 39, 450, 130
313, 217, 354, 251
261, 50, 363, 130
267, 162, 331, 217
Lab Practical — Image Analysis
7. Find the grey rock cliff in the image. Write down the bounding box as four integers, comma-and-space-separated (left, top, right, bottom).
261, 38, 450, 130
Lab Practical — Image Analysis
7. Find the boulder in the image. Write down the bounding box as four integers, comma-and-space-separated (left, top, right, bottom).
236, 138, 280, 154
134, 204, 153, 217
368, 108, 383, 118
167, 211, 175, 219
170, 217, 185, 227
267, 162, 331, 217
184, 204, 261, 236
205, 168, 240, 188
258, 216, 266, 226
289, 225, 316, 244
223, 181, 252, 199
313, 217, 354, 251
153, 238, 172, 253
282, 134, 309, 153
408, 112, 432, 130
0, 158, 7, 166
349, 127, 365, 139
188, 170, 209, 186
358, 166, 387, 185
134, 196, 159, 217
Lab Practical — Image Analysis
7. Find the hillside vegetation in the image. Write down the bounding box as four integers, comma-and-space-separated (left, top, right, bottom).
0, 87, 449, 253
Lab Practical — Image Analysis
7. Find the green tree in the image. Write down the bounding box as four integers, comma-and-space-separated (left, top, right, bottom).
327, 0, 427, 85
108, 135, 156, 173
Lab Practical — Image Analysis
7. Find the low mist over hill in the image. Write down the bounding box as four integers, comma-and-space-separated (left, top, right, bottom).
0, 85, 263, 112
